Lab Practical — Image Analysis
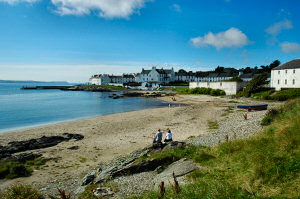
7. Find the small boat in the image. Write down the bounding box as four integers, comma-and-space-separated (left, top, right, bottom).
237, 104, 268, 110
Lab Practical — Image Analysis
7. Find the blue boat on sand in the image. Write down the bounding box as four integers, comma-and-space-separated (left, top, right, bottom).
237, 104, 268, 110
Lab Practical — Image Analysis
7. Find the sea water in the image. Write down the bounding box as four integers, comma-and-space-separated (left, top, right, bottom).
0, 82, 168, 133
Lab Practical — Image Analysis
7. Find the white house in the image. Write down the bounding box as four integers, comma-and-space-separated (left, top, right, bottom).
89, 74, 110, 85
271, 59, 300, 91
140, 67, 175, 85
175, 70, 195, 82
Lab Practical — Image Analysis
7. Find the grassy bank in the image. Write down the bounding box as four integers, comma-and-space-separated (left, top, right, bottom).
132, 98, 300, 198
160, 86, 226, 96
251, 88, 300, 101
1, 99, 299, 199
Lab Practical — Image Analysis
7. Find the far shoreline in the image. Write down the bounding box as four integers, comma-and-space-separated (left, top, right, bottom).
0, 96, 180, 137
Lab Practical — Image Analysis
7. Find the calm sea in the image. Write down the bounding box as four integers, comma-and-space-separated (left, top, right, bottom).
0, 82, 168, 133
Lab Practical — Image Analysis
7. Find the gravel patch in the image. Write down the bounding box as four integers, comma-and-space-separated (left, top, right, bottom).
112, 171, 156, 198
187, 103, 280, 146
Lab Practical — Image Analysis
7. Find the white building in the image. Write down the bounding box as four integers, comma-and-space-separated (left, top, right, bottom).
140, 67, 175, 84
271, 59, 300, 91
89, 74, 135, 85
189, 81, 248, 95
89, 74, 110, 85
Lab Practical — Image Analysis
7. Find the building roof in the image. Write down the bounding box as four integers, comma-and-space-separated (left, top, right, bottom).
273, 59, 300, 70
240, 73, 255, 78
123, 74, 134, 78
156, 68, 173, 74
109, 75, 122, 79
141, 69, 151, 74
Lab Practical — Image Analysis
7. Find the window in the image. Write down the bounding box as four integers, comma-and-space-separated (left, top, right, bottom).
278, 71, 280, 74
286, 70, 288, 74
293, 69, 296, 74
293, 79, 295, 85
278, 80, 280, 85
285, 79, 287, 85
220, 82, 222, 86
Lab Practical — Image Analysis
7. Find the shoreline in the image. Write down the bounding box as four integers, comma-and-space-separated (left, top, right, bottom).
0, 95, 280, 195
0, 97, 174, 135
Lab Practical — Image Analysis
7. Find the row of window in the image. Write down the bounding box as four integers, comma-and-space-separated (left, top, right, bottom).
278, 69, 296, 74
277, 79, 296, 85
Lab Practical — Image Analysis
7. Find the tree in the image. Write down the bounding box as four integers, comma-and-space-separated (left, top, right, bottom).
243, 67, 252, 74
215, 66, 224, 73
244, 72, 269, 97
260, 60, 281, 73
269, 60, 280, 71
178, 69, 187, 74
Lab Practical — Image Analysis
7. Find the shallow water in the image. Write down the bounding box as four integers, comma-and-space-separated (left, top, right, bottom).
0, 82, 168, 133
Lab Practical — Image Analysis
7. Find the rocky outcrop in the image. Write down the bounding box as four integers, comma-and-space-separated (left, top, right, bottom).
0, 133, 84, 160
153, 158, 199, 188
76, 141, 186, 195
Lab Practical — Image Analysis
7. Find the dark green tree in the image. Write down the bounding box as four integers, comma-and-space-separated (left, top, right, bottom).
244, 72, 269, 97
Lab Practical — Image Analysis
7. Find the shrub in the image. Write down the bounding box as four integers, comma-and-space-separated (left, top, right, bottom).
244, 72, 269, 97
188, 87, 225, 96
226, 76, 243, 82
261, 116, 272, 126
0, 161, 32, 179
270, 89, 300, 101
0, 184, 43, 199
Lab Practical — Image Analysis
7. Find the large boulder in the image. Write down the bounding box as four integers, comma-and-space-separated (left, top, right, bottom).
153, 158, 199, 188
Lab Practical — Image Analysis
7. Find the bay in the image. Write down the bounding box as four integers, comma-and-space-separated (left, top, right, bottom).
0, 82, 168, 133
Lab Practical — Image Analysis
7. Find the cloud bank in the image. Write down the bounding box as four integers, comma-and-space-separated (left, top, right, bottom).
0, 0, 38, 4
50, 0, 151, 18
190, 28, 250, 50
265, 19, 293, 35
280, 42, 300, 53
0, 0, 151, 18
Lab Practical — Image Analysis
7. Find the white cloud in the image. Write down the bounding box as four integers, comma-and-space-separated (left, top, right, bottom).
0, 0, 38, 4
190, 27, 250, 50
50, 0, 151, 18
265, 19, 293, 35
172, 4, 181, 13
280, 42, 300, 53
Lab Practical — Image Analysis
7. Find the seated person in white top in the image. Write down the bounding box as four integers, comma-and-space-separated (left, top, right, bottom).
164, 129, 173, 142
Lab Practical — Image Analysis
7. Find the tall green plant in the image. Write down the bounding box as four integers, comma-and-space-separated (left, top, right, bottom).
244, 72, 269, 97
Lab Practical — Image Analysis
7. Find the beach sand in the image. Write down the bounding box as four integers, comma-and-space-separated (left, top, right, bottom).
0, 95, 260, 193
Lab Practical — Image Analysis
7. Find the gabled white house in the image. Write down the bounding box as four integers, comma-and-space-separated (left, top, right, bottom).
271, 59, 300, 91
140, 67, 175, 85
89, 74, 110, 85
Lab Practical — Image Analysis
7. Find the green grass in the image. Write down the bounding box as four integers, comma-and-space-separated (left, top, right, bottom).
131, 98, 300, 198
82, 84, 126, 90
0, 184, 43, 199
207, 120, 219, 130
160, 86, 189, 94
251, 88, 300, 101
0, 156, 49, 179
79, 157, 87, 163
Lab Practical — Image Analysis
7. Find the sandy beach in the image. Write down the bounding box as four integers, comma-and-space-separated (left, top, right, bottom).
0, 95, 280, 194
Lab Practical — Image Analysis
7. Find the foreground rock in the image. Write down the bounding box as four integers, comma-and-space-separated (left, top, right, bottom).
153, 158, 199, 188
76, 141, 186, 195
0, 133, 84, 160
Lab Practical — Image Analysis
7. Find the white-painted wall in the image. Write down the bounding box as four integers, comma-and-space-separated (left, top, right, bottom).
89, 77, 101, 85
271, 68, 300, 91
189, 81, 248, 95
148, 69, 160, 82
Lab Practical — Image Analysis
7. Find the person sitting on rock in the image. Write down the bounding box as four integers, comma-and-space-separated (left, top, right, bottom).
164, 129, 173, 143
153, 129, 163, 144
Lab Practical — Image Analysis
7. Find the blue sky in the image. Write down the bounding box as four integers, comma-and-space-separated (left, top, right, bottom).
0, 0, 299, 82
